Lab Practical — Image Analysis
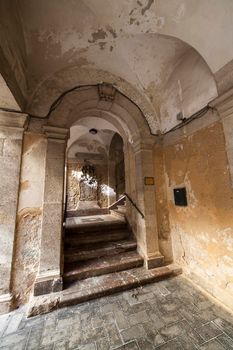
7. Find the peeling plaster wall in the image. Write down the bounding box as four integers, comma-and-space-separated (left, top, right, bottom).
164, 121, 233, 310
160, 50, 217, 133
12, 133, 46, 306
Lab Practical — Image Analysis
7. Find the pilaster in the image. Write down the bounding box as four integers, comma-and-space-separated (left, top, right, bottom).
0, 111, 28, 314
34, 126, 69, 296
132, 138, 164, 269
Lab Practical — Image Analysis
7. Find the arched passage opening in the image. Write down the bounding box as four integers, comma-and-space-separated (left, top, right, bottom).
33, 85, 170, 296
65, 118, 125, 214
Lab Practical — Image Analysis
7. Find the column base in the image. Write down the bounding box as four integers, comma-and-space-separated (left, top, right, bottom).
34, 272, 63, 296
0, 293, 13, 315
144, 253, 164, 269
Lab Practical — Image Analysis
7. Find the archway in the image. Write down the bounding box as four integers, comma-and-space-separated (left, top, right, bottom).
33, 84, 168, 296
65, 118, 125, 215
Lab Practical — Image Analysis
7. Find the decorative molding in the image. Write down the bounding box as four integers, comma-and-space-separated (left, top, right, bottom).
0, 292, 12, 303
0, 111, 28, 130
43, 125, 70, 140
34, 270, 63, 296
209, 87, 233, 119
35, 269, 61, 283
0, 293, 13, 314
98, 83, 116, 102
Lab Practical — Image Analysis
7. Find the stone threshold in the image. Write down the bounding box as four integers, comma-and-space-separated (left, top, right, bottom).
27, 264, 182, 317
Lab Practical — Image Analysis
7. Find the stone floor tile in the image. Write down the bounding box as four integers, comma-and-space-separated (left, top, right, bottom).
106, 322, 123, 348
76, 344, 96, 350
213, 317, 233, 338
54, 339, 69, 349
113, 340, 139, 349
3, 313, 24, 335
159, 320, 188, 342
199, 339, 226, 350
155, 339, 183, 350
137, 338, 155, 350
91, 315, 104, 329
101, 302, 121, 314
147, 310, 165, 330
82, 325, 106, 345
120, 324, 146, 342
0, 328, 30, 348
177, 334, 200, 350
126, 302, 152, 316
216, 333, 233, 349
25, 322, 45, 350
114, 310, 128, 330
128, 310, 150, 326
95, 337, 110, 350
142, 321, 165, 347
1, 340, 28, 350
68, 327, 82, 349
0, 314, 10, 337
195, 321, 223, 341
0, 277, 232, 350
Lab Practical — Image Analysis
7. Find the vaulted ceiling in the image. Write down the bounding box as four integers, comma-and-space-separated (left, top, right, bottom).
1, 0, 233, 132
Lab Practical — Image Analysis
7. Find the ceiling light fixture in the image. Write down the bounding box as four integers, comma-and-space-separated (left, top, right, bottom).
89, 128, 98, 135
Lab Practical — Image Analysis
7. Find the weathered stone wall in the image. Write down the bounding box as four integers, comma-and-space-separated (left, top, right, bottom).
67, 160, 108, 210
163, 120, 233, 310
0, 124, 25, 313
12, 132, 46, 306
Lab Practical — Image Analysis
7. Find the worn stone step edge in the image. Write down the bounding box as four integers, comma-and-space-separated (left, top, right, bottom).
64, 251, 144, 281
66, 208, 109, 218
110, 210, 125, 219
65, 221, 127, 233
65, 231, 131, 246
64, 240, 137, 262
27, 265, 182, 317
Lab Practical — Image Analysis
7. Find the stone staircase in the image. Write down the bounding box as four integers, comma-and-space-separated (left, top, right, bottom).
63, 218, 143, 286
27, 214, 182, 316
110, 204, 126, 220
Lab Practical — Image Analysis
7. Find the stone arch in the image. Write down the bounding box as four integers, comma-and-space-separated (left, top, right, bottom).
47, 85, 152, 142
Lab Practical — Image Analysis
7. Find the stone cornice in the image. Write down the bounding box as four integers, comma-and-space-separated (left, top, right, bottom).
0, 111, 28, 129
209, 87, 233, 118
132, 136, 156, 154
43, 125, 70, 140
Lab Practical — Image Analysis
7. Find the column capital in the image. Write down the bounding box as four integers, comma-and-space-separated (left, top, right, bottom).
209, 87, 233, 119
43, 125, 70, 141
0, 111, 28, 130
132, 137, 156, 154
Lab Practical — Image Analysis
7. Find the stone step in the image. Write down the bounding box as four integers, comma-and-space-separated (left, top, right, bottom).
117, 205, 126, 213
65, 229, 131, 246
65, 239, 137, 262
65, 221, 127, 234
64, 251, 144, 282
27, 265, 182, 317
110, 209, 125, 220
66, 208, 109, 218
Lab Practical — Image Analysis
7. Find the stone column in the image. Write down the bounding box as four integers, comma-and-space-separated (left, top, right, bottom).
108, 159, 116, 205
133, 139, 164, 269
34, 126, 69, 296
210, 88, 233, 187
0, 111, 27, 314
123, 143, 135, 228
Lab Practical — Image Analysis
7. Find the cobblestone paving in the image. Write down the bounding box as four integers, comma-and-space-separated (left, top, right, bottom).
0, 276, 233, 349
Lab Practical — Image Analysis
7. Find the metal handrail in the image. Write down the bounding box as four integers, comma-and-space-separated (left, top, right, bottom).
124, 192, 144, 219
